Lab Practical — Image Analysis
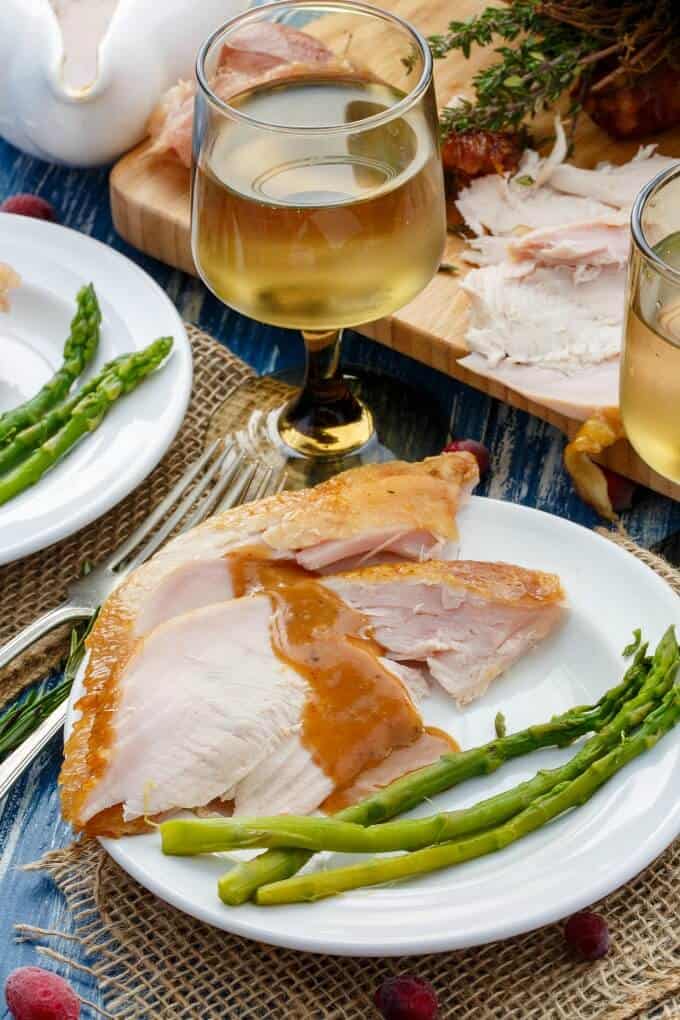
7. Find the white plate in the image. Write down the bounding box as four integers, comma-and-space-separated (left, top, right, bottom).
0, 214, 191, 564
68, 497, 680, 956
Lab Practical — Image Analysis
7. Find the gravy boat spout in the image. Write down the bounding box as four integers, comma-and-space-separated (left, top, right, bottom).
0, 0, 249, 167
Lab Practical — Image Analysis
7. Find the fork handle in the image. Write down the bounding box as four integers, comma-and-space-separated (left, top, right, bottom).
0, 701, 68, 802
0, 604, 92, 673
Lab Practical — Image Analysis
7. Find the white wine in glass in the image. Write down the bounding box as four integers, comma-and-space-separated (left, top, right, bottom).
192, 1, 446, 472
621, 166, 680, 484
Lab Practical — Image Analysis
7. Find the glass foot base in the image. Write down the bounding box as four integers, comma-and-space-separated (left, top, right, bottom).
278, 390, 375, 460
206, 364, 449, 490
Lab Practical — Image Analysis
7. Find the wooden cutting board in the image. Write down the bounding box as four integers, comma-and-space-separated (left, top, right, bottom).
110, 0, 680, 500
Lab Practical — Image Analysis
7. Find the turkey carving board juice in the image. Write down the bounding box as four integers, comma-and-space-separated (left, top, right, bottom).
192, 73, 446, 331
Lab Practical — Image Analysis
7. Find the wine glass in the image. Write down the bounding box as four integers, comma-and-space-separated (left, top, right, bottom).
621, 165, 680, 484
192, 0, 447, 484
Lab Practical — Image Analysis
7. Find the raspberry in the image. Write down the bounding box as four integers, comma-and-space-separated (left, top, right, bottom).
443, 438, 490, 477
374, 975, 438, 1020
5, 967, 80, 1020
0, 194, 58, 222
564, 911, 610, 961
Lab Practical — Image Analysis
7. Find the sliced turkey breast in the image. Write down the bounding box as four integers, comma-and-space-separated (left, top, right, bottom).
61, 558, 564, 836
454, 125, 676, 419
506, 215, 630, 274
76, 597, 310, 826
462, 215, 630, 282
60, 454, 477, 834
93, 451, 478, 647
455, 174, 612, 237
63, 585, 425, 834
147, 23, 337, 167
458, 353, 620, 421
325, 560, 565, 705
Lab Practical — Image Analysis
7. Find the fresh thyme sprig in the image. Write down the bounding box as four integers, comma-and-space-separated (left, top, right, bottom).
428, 0, 680, 137
0, 616, 95, 762
428, 0, 564, 60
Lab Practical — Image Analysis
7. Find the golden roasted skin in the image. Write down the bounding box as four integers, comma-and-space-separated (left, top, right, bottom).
563, 409, 625, 522
335, 559, 565, 607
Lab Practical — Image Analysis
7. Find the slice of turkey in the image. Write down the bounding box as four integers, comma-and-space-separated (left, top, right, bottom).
147, 23, 337, 167
114, 453, 478, 644
325, 560, 565, 705
65, 596, 428, 830
456, 136, 677, 238
63, 559, 564, 834
455, 174, 613, 237
462, 214, 630, 283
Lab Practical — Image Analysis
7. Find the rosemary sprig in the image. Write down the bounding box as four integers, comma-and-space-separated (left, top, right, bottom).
0, 617, 95, 762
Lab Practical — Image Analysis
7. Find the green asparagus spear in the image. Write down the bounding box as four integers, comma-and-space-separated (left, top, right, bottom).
163, 632, 675, 859
0, 355, 128, 475
0, 337, 172, 506
213, 638, 651, 904
167, 697, 659, 858
0, 284, 101, 446
256, 683, 680, 905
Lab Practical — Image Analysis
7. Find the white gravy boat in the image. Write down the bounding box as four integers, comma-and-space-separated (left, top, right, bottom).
0, 0, 249, 166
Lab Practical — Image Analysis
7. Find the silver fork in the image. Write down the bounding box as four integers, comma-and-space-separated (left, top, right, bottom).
0, 438, 285, 801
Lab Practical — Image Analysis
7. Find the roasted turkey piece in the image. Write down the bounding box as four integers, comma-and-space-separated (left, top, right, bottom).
442, 129, 524, 226
60, 453, 479, 834
585, 63, 680, 140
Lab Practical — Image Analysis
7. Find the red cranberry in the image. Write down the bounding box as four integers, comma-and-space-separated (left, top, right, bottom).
564, 911, 610, 961
5, 967, 80, 1020
601, 468, 636, 513
4, 962, 79, 1020
443, 438, 490, 477
374, 975, 438, 1020
0, 194, 58, 222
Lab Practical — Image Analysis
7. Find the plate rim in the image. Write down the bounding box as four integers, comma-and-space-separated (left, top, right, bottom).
0, 213, 192, 565
62, 496, 680, 956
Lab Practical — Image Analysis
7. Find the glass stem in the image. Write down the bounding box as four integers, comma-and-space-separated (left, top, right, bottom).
302, 327, 346, 397
278, 329, 374, 458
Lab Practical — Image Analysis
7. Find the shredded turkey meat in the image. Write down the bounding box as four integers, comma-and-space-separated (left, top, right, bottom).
460, 264, 624, 371
453, 118, 678, 420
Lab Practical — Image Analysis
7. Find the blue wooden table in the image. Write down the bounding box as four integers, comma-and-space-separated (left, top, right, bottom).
0, 139, 679, 1015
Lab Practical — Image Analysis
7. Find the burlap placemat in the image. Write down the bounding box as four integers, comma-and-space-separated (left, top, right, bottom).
5, 329, 679, 1018
16, 830, 679, 1020
0, 326, 252, 711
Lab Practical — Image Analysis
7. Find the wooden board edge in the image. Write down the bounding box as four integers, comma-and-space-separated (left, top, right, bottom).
359, 317, 680, 502
111, 147, 195, 276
